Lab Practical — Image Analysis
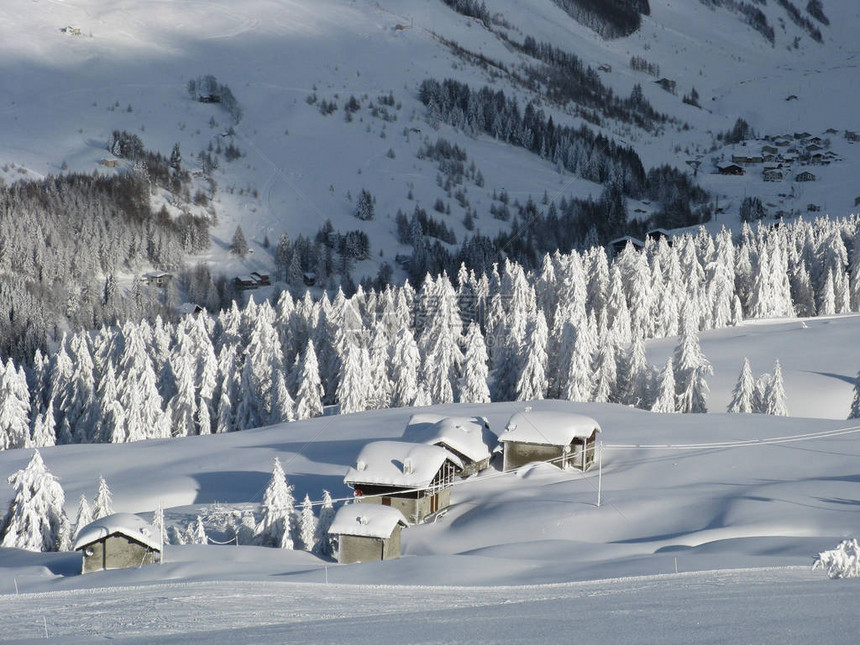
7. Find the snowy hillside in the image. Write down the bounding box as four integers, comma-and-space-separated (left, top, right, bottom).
1, 0, 858, 287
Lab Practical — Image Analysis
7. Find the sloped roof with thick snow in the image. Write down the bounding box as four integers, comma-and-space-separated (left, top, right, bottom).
328, 504, 407, 538
344, 441, 462, 489
74, 513, 161, 551
499, 410, 600, 447
402, 414, 493, 464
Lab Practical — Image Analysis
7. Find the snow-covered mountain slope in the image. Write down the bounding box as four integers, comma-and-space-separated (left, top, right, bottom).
1, 0, 858, 283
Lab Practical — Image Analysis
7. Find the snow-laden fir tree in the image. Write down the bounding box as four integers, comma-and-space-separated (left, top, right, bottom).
620, 335, 650, 408
29, 401, 56, 448
186, 515, 208, 545
313, 490, 336, 557
92, 475, 113, 520
763, 360, 788, 416
270, 371, 295, 424
459, 322, 490, 403
257, 457, 295, 549
651, 359, 677, 413
337, 339, 370, 415
849, 370, 860, 420
0, 450, 70, 552
419, 274, 464, 404
231, 225, 249, 257
389, 328, 422, 407
117, 322, 169, 441
294, 340, 324, 420
168, 350, 198, 437
298, 494, 316, 551
366, 320, 393, 409
673, 311, 712, 413
73, 493, 93, 538
0, 358, 32, 450
727, 358, 755, 414
515, 309, 548, 401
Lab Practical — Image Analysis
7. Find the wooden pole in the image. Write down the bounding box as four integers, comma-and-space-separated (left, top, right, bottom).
596, 441, 603, 508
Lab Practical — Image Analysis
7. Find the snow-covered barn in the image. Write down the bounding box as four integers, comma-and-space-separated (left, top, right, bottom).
328, 504, 407, 564
402, 413, 494, 476
74, 513, 161, 574
344, 441, 462, 524
499, 409, 601, 472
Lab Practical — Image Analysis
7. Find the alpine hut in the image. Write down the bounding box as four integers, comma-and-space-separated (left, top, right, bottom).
74, 513, 161, 574
328, 504, 408, 564
344, 441, 462, 524
402, 413, 494, 476
499, 409, 601, 472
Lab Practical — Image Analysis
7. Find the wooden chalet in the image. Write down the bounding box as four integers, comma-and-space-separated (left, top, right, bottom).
499, 408, 601, 472
795, 171, 817, 182
344, 441, 462, 524
608, 236, 644, 256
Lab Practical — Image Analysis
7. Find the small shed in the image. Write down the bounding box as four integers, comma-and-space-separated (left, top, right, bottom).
74, 513, 161, 574
499, 409, 601, 472
402, 413, 494, 476
329, 504, 407, 564
344, 441, 462, 524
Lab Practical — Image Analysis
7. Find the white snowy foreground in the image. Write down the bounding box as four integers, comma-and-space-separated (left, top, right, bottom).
2, 314, 860, 641
1, 568, 857, 644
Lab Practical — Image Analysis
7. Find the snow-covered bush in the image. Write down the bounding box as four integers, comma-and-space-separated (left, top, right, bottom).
813, 539, 860, 579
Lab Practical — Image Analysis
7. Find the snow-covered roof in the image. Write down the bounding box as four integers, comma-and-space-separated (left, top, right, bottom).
73, 513, 161, 552
499, 409, 601, 447
344, 441, 462, 489
328, 504, 407, 538
402, 414, 493, 464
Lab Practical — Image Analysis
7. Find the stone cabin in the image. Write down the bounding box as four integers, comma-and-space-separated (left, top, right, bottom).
344, 441, 462, 524
402, 413, 494, 476
74, 513, 161, 574
499, 408, 601, 472
329, 504, 408, 564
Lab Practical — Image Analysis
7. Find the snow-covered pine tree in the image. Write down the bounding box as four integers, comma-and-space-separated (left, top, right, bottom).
270, 370, 295, 424
73, 494, 93, 538
727, 358, 755, 414
30, 402, 57, 448
0, 450, 70, 552
313, 490, 336, 557
515, 309, 548, 401
673, 311, 712, 413
257, 457, 295, 549
763, 359, 788, 416
299, 494, 316, 551
186, 516, 208, 545
459, 322, 490, 403
337, 339, 370, 415
117, 322, 168, 441
389, 328, 422, 407
366, 320, 393, 410
850, 370, 860, 420
168, 350, 198, 437
0, 358, 32, 450
92, 475, 113, 520
651, 359, 677, 413
294, 340, 324, 420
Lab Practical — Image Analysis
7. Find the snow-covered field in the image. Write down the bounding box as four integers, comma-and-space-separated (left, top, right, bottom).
2, 314, 860, 641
